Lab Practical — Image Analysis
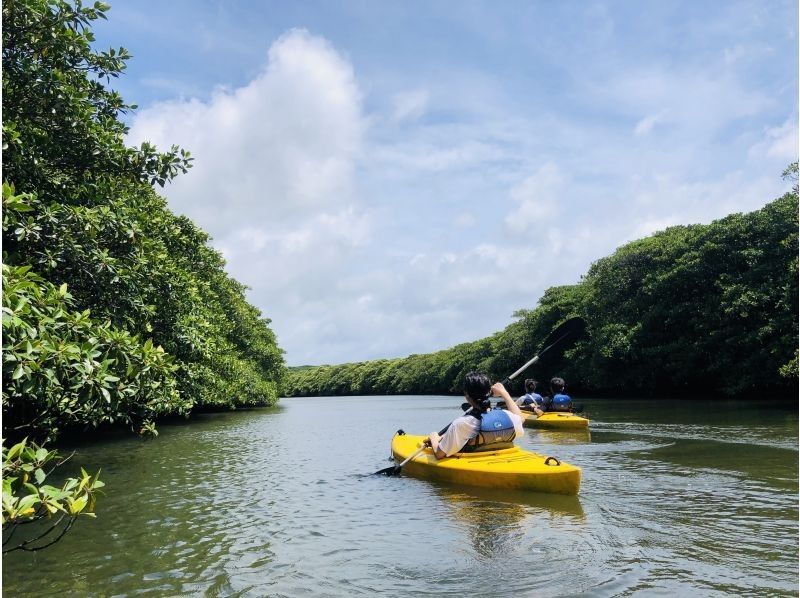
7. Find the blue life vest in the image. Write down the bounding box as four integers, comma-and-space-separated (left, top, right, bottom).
521, 392, 544, 406
550, 393, 572, 412
466, 409, 516, 450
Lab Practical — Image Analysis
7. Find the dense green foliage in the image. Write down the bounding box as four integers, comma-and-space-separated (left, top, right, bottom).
2, 438, 104, 553
285, 188, 798, 399
2, 258, 185, 440
2, 0, 285, 442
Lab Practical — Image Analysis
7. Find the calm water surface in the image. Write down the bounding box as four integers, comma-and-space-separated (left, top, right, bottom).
3, 397, 798, 596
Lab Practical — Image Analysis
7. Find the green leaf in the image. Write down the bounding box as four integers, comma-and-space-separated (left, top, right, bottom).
17, 494, 40, 514
6, 440, 27, 460
69, 495, 88, 515
34, 468, 46, 484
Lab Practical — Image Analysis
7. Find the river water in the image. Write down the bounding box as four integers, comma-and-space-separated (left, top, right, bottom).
3, 396, 798, 596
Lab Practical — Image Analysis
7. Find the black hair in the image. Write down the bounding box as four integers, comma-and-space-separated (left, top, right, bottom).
524, 378, 538, 393
550, 377, 566, 393
463, 371, 492, 412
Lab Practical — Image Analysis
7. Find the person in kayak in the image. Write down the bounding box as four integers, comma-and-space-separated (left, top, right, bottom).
516, 378, 544, 414
427, 372, 525, 459
542, 376, 572, 412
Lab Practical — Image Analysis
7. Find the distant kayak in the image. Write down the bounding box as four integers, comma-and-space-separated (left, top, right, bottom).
519, 410, 590, 430
391, 433, 581, 495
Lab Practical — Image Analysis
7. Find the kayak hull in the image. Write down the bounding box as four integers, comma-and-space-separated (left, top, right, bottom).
519, 411, 589, 430
391, 434, 581, 496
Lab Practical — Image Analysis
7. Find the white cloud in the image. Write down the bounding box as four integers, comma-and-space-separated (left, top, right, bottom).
128, 29, 365, 231
454, 212, 477, 228
127, 29, 375, 363
748, 118, 798, 161
505, 163, 562, 234
634, 110, 666, 136
391, 89, 429, 122
627, 170, 786, 239
371, 138, 506, 173
591, 68, 772, 136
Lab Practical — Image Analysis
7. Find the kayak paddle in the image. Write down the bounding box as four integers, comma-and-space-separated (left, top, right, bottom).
498, 316, 586, 388
374, 316, 586, 476
374, 438, 431, 477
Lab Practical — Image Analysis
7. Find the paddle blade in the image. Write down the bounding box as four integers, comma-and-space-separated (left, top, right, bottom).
374, 464, 402, 476
540, 316, 587, 352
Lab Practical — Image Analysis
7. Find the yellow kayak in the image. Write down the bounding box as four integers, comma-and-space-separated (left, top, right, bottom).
391, 433, 581, 496
519, 410, 589, 430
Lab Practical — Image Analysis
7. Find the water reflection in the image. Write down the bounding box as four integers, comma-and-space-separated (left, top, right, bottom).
430, 482, 586, 559
528, 428, 592, 446
437, 482, 584, 517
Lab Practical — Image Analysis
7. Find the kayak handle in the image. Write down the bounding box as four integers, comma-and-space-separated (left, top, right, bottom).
544, 456, 561, 466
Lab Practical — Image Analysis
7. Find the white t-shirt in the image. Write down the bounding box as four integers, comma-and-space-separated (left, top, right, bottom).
437, 409, 524, 457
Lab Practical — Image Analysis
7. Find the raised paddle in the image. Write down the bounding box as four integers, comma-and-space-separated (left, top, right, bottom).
374, 316, 586, 476
498, 316, 586, 388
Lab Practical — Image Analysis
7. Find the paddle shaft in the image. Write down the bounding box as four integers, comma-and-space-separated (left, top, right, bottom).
395, 443, 428, 469
507, 326, 576, 380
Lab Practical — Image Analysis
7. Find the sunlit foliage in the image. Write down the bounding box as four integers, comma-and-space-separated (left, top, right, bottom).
2, 439, 105, 553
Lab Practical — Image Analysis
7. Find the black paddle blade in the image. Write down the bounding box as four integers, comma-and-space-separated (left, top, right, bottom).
374, 464, 402, 476
539, 316, 587, 354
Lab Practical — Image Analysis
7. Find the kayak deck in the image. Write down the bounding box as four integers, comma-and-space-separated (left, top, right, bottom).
391, 434, 581, 496
519, 410, 590, 430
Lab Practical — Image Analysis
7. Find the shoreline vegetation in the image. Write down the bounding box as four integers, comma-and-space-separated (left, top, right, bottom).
2, 1, 286, 446
284, 185, 798, 400
2, 0, 285, 550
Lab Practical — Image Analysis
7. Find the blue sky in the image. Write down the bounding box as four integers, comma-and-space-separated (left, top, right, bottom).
94, 1, 798, 365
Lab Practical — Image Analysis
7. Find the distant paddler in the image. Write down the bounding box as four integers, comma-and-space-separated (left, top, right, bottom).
513, 377, 574, 416
515, 378, 545, 416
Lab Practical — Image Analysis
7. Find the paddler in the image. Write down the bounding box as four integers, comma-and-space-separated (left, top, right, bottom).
543, 377, 573, 412
427, 372, 525, 459
516, 378, 545, 415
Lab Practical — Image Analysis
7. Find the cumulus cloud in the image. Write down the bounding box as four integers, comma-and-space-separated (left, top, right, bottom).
128, 29, 365, 230
127, 29, 372, 363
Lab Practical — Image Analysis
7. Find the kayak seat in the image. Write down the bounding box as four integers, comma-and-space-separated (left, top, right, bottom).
459, 442, 515, 453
